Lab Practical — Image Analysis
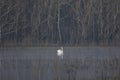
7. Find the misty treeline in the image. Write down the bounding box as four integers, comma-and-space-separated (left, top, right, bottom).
0, 0, 120, 46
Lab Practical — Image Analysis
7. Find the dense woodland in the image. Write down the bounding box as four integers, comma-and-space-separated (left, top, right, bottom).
0, 0, 120, 46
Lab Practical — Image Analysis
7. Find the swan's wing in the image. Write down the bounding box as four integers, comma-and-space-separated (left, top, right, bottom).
57, 50, 63, 55
58, 49, 64, 52
57, 50, 60, 53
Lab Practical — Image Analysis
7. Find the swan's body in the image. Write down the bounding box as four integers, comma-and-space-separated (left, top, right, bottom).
57, 47, 64, 59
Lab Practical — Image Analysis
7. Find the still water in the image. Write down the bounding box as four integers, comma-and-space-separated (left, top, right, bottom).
0, 47, 120, 80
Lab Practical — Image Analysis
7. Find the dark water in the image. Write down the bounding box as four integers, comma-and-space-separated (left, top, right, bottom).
0, 47, 120, 80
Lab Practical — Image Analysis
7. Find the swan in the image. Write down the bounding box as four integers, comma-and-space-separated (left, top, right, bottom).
57, 47, 64, 59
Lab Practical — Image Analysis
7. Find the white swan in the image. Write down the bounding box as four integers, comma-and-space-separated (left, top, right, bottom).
57, 47, 64, 59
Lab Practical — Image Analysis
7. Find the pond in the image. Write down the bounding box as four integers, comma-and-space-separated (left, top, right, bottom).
0, 47, 120, 80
